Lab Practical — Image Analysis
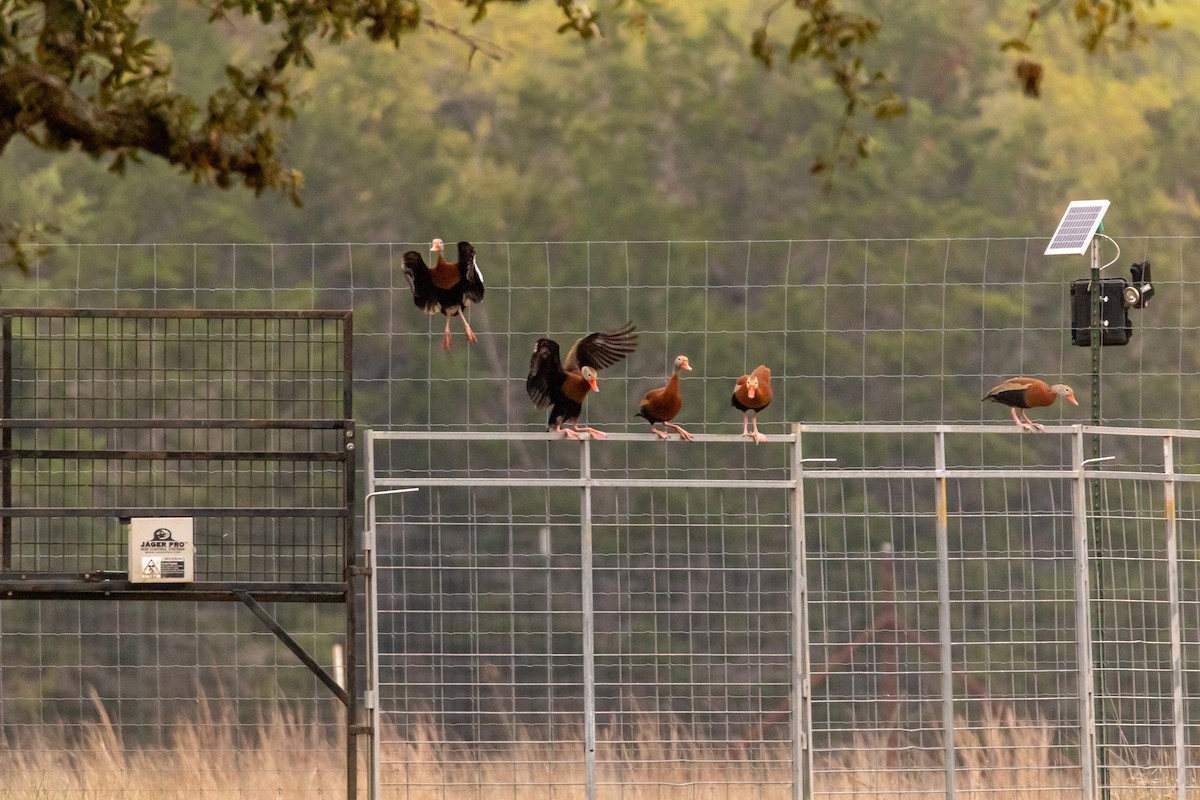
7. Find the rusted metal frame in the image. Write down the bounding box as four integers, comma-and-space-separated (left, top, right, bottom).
235, 589, 351, 707
0, 508, 346, 517
0, 579, 347, 602
339, 311, 360, 800
0, 308, 352, 321
0, 307, 359, 796
2, 450, 344, 462
0, 419, 352, 429
2, 316, 10, 570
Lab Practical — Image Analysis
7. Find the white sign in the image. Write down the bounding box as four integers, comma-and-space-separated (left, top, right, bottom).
128, 517, 194, 583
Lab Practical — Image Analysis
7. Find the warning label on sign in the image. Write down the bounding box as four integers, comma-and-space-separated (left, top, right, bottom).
141, 557, 187, 579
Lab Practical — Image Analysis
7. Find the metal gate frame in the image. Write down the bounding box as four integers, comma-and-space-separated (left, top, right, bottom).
0, 308, 360, 796
364, 423, 1197, 800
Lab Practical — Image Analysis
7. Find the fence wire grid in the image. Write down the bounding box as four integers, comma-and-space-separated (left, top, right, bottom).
368, 425, 1200, 800
0, 238, 1197, 799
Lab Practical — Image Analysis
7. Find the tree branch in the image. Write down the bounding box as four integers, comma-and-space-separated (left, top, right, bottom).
0, 61, 297, 198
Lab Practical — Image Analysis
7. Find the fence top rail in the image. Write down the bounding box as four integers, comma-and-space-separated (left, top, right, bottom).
367, 430, 798, 443
798, 423, 1200, 438
366, 423, 1200, 442
0, 307, 352, 321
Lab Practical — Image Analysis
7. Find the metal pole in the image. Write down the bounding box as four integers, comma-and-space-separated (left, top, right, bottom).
2, 316, 11, 570
580, 436, 598, 800
1087, 239, 1110, 800
1163, 436, 1187, 800
790, 424, 814, 800
1089, 238, 1101, 429
363, 481, 420, 800
342, 313, 358, 800
934, 429, 956, 800
1072, 429, 1100, 800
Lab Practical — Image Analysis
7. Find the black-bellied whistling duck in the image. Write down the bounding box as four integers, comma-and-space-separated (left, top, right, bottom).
401, 239, 485, 351
526, 323, 638, 439
732, 364, 773, 444
983, 376, 1077, 432
636, 355, 693, 441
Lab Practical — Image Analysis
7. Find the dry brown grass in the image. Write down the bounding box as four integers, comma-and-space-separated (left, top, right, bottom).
0, 699, 346, 798
0, 705, 1182, 799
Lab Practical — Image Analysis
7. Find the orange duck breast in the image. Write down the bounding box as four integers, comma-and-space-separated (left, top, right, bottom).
402, 239, 485, 351
636, 355, 693, 441
732, 364, 773, 444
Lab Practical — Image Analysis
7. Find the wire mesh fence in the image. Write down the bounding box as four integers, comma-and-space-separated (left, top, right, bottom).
368, 425, 1200, 800
0, 307, 357, 797
6, 236, 1200, 433
0, 310, 353, 584
0, 238, 1197, 797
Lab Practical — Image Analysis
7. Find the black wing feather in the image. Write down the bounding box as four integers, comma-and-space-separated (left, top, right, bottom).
402, 251, 442, 313
456, 241, 485, 306
563, 322, 638, 372
985, 388, 1030, 409
526, 338, 565, 410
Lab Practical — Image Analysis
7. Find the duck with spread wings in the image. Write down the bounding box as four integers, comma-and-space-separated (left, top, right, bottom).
526, 323, 639, 439
402, 238, 485, 351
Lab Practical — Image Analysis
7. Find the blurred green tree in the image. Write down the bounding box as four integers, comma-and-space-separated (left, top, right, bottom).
0, 0, 1167, 269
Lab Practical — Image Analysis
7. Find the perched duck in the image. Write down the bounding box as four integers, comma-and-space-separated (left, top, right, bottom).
402, 239, 485, 351
983, 377, 1077, 432
526, 323, 638, 439
636, 355, 693, 441
732, 364, 773, 444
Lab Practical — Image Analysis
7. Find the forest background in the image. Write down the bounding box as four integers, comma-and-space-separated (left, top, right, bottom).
1, 1, 1196, 254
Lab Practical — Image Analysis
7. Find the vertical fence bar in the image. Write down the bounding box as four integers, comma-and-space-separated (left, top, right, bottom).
790, 424, 813, 800
933, 429, 956, 800
364, 437, 381, 800
1073, 427, 1099, 800
341, 313, 360, 800
1163, 435, 1186, 800
580, 436, 597, 800
2, 316, 11, 570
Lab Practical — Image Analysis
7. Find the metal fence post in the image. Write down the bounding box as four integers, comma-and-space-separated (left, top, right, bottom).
934, 429, 956, 800
1163, 435, 1187, 800
364, 434, 380, 800
581, 436, 597, 800
1072, 427, 1099, 800
363, 479, 419, 799
790, 423, 814, 800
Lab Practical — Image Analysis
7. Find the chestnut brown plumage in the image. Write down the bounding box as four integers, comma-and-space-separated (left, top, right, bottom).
983, 376, 1077, 432
636, 355, 693, 441
526, 323, 638, 439
732, 364, 773, 444
402, 239, 485, 351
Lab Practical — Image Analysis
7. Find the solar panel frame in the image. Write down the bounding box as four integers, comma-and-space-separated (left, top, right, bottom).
1044, 199, 1110, 255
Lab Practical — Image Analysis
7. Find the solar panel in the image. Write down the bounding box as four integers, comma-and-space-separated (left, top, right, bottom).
1045, 199, 1110, 255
